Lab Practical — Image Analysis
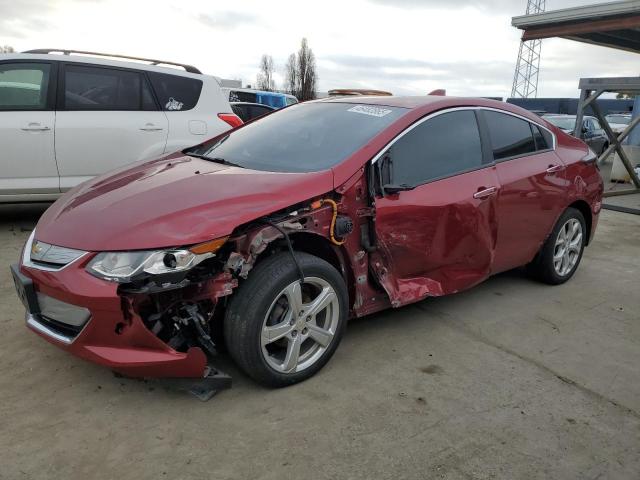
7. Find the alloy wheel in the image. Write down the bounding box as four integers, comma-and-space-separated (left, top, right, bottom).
553, 218, 583, 276
260, 277, 340, 374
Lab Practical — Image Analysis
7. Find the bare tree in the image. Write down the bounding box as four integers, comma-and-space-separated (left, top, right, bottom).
1, 45, 15, 53
256, 54, 275, 91
283, 39, 317, 101
284, 53, 298, 97
295, 38, 317, 101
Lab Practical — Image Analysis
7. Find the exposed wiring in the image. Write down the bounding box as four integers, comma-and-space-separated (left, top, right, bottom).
321, 199, 346, 246
261, 220, 305, 284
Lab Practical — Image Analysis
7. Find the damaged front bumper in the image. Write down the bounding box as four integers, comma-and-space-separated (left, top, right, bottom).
12, 261, 232, 395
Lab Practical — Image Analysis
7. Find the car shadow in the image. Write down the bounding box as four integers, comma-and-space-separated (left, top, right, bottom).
0, 203, 51, 231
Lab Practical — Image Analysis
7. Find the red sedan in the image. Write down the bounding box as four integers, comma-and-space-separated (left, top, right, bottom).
12, 96, 603, 390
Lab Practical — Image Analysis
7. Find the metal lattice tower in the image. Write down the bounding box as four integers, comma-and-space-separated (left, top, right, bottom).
511, 0, 546, 98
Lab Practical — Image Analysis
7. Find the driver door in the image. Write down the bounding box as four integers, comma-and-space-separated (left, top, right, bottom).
371, 109, 499, 307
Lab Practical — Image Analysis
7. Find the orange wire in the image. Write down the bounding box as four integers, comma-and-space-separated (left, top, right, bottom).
321, 199, 345, 246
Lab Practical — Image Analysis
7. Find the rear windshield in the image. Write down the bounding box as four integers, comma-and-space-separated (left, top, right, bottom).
545, 116, 576, 131
606, 115, 631, 125
187, 102, 406, 173
147, 72, 202, 111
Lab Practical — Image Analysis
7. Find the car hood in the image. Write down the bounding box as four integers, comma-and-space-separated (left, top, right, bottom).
35, 154, 335, 251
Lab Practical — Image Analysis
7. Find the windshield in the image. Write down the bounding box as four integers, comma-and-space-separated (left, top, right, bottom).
187, 102, 407, 173
545, 116, 576, 131
606, 115, 631, 125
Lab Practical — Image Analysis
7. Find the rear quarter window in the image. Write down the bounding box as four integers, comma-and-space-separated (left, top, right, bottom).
484, 110, 537, 160
147, 72, 203, 111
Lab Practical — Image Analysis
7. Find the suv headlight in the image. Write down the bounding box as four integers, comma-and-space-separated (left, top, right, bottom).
86, 237, 228, 283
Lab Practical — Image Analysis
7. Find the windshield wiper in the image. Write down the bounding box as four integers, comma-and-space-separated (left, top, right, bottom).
184, 152, 244, 168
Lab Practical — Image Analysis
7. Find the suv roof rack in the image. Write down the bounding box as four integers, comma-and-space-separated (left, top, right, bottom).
22, 49, 202, 74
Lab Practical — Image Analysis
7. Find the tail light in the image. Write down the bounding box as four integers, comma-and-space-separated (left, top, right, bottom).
218, 113, 243, 129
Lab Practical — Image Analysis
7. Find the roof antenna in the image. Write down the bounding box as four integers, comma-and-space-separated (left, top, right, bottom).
428, 89, 446, 96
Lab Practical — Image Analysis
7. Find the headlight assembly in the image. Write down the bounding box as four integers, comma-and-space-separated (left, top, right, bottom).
86, 237, 228, 283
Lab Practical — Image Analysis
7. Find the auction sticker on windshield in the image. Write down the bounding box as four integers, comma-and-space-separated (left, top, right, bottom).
347, 105, 393, 117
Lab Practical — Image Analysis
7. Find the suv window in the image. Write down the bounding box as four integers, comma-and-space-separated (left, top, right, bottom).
147, 72, 202, 111
592, 118, 601, 130
229, 90, 257, 103
484, 110, 536, 160
390, 110, 483, 186
0, 63, 51, 110
64, 64, 156, 111
231, 103, 273, 122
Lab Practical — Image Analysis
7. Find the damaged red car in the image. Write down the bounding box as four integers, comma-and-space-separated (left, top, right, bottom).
12, 96, 603, 390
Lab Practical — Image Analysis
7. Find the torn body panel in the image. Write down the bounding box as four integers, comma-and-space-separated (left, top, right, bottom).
372, 166, 500, 307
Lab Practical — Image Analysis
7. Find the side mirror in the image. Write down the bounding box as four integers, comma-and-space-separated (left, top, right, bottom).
379, 154, 392, 186
372, 153, 416, 196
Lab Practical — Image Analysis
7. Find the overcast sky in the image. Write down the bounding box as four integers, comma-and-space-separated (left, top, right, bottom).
1, 0, 638, 98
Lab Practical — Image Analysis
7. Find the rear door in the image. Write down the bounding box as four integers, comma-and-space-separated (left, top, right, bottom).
55, 63, 168, 190
480, 109, 568, 273
372, 109, 500, 307
0, 61, 58, 198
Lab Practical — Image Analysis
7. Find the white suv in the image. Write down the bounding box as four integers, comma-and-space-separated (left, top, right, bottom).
0, 49, 242, 203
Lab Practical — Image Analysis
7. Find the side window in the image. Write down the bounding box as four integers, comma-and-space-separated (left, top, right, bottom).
532, 124, 551, 151
64, 65, 152, 111
540, 127, 553, 149
231, 104, 249, 122
0, 63, 51, 110
249, 105, 272, 120
147, 72, 203, 111
592, 119, 601, 130
230, 90, 257, 103
484, 110, 536, 160
390, 110, 483, 186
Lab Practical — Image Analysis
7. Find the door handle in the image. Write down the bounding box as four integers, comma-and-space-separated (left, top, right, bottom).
21, 123, 50, 131
140, 123, 164, 131
546, 164, 565, 174
473, 186, 497, 199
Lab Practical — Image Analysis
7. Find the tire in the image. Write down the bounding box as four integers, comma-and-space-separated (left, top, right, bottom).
224, 251, 348, 388
527, 207, 586, 285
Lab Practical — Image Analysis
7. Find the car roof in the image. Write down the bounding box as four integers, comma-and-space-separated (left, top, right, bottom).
0, 52, 218, 81
230, 102, 276, 109
318, 95, 452, 109
315, 95, 550, 124
224, 87, 296, 98
545, 114, 596, 120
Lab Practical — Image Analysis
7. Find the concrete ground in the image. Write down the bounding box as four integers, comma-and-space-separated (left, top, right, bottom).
1, 204, 639, 480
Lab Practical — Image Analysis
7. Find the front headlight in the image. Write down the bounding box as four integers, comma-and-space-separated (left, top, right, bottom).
86, 237, 228, 283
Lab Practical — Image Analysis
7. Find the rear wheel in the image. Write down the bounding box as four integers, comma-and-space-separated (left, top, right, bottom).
527, 207, 586, 285
224, 251, 348, 387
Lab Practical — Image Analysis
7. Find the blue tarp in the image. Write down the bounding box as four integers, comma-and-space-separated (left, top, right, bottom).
255, 92, 288, 109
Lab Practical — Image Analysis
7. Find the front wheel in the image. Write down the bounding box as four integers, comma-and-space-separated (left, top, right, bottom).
224, 251, 348, 388
527, 207, 586, 285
